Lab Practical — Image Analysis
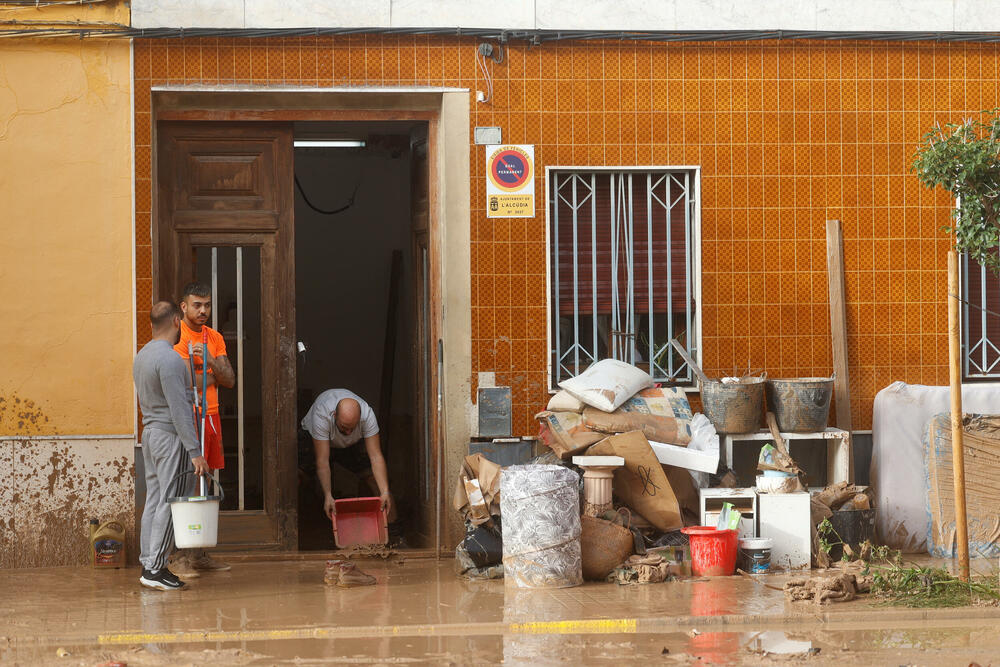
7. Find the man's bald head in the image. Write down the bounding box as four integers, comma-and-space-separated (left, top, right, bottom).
150, 300, 182, 343
334, 398, 361, 436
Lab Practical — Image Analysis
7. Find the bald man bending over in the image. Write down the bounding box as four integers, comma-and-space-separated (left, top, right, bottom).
301, 389, 395, 523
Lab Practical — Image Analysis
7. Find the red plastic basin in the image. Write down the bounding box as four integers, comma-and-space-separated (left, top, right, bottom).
681, 526, 738, 576
333, 497, 388, 549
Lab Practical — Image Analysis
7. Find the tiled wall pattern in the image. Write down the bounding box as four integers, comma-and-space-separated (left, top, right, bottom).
135, 37, 983, 433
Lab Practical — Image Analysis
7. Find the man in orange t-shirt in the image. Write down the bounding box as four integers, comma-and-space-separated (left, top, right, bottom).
172, 281, 236, 574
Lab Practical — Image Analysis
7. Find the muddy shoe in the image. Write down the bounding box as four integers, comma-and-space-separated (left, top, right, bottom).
189, 553, 231, 572
324, 559, 345, 585
337, 562, 377, 588
167, 554, 201, 579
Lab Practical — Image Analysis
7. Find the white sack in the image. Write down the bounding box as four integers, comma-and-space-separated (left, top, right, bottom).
871, 381, 1000, 553
557, 359, 653, 413
546, 390, 585, 413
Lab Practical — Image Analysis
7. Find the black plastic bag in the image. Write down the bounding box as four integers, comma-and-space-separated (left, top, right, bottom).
461, 520, 503, 568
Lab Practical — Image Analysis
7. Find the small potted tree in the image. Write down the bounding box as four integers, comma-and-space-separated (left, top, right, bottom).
912, 110, 1000, 271
910, 109, 1000, 582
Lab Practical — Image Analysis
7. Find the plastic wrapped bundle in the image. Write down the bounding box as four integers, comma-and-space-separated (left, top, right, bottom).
500, 464, 582, 588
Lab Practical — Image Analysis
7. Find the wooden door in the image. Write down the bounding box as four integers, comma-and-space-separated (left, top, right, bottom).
156, 122, 297, 550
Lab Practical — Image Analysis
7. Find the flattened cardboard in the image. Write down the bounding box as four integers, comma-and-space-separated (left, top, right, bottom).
587, 430, 683, 532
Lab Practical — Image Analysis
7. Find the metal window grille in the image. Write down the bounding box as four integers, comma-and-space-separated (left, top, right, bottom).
548, 169, 698, 387
961, 250, 1000, 378
196, 245, 262, 511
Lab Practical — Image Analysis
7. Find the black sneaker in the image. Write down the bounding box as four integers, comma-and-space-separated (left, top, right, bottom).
140, 568, 186, 591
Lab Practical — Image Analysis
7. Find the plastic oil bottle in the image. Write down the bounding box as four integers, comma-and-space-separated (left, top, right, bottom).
89, 519, 126, 568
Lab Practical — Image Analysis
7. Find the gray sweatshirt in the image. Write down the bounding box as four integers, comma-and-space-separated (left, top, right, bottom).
133, 339, 201, 456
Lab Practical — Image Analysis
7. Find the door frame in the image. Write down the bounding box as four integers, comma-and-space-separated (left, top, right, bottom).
151, 88, 473, 551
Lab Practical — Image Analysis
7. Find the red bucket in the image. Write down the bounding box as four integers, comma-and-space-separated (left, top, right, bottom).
333, 497, 388, 549
681, 526, 738, 576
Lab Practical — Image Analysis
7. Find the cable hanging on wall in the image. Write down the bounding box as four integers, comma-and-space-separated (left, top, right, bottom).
475, 42, 504, 104
294, 175, 360, 216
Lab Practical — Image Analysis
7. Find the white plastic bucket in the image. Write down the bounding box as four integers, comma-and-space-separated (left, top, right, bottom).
167, 472, 223, 549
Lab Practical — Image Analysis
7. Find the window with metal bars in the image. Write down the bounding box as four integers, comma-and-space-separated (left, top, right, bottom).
961, 251, 1000, 379
547, 169, 700, 388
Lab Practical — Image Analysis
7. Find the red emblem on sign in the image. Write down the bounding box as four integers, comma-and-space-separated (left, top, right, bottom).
488, 148, 531, 191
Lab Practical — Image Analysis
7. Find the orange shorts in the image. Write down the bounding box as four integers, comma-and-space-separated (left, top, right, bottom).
202, 413, 225, 471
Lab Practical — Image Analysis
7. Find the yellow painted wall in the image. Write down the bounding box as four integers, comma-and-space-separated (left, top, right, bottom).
0, 2, 133, 436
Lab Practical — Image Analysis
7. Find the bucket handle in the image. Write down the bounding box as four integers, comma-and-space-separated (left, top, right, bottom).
96, 520, 125, 533
167, 470, 225, 500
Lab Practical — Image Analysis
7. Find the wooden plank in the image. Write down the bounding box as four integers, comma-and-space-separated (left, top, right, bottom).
670, 338, 710, 385
825, 219, 853, 481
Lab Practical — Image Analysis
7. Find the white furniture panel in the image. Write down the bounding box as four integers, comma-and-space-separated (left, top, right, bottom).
758, 492, 811, 570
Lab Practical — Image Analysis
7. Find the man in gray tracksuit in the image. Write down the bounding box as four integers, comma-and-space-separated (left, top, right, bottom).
133, 301, 210, 591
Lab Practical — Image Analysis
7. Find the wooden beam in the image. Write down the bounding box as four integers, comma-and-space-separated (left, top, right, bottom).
156, 109, 438, 122
825, 219, 854, 481
947, 250, 970, 581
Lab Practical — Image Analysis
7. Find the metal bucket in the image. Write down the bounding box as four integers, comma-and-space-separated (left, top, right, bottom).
765, 377, 834, 432
701, 377, 765, 435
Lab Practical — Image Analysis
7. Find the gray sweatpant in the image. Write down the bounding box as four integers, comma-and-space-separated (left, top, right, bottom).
139, 427, 194, 572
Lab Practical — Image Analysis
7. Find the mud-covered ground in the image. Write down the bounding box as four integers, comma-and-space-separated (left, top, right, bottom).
2, 558, 998, 665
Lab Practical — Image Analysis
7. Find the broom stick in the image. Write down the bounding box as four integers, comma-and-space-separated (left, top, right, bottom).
200, 332, 208, 497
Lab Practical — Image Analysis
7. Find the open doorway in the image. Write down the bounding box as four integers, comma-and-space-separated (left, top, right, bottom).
293, 121, 430, 550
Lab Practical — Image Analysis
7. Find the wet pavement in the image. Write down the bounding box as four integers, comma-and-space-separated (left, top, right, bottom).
2, 558, 999, 665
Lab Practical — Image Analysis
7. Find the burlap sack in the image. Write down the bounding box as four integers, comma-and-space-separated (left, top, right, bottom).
582, 387, 693, 445
536, 411, 605, 459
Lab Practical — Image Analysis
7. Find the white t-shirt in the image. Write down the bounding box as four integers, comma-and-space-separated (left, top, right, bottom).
301, 389, 379, 448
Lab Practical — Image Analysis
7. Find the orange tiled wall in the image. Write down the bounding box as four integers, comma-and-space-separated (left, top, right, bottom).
135, 37, 987, 433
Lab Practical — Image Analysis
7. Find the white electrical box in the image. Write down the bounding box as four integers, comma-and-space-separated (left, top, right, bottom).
699, 487, 757, 540
758, 492, 811, 570
474, 126, 502, 144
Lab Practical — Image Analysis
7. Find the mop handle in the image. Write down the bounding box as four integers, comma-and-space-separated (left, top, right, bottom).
186, 340, 207, 496
200, 332, 208, 497
187, 342, 200, 412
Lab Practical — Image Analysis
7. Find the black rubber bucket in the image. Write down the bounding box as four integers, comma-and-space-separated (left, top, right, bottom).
765, 377, 834, 432
827, 509, 876, 561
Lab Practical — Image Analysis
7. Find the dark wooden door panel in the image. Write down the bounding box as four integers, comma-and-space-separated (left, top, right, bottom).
159, 122, 288, 236
217, 511, 279, 548
156, 121, 297, 550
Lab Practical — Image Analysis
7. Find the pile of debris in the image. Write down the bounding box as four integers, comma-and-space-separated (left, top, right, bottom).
453, 357, 887, 590
454, 358, 721, 582
811, 481, 874, 568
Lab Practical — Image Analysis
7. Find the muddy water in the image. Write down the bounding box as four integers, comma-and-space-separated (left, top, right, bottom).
2, 559, 999, 665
